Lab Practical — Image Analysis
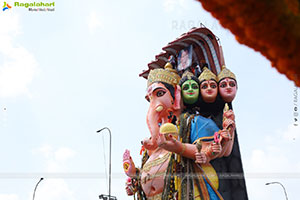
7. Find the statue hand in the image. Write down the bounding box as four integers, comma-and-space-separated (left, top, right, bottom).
157, 132, 167, 147
211, 142, 222, 154
125, 177, 135, 196
157, 133, 177, 152
195, 152, 207, 164
223, 109, 235, 121
123, 149, 136, 177
214, 131, 220, 144
142, 137, 157, 150
219, 129, 232, 142
220, 127, 235, 157
223, 118, 235, 130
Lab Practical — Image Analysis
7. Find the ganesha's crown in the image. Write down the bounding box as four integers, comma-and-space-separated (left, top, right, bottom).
198, 67, 217, 83
217, 65, 236, 82
147, 62, 180, 87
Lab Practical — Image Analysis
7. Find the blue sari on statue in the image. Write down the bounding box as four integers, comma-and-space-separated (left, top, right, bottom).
190, 115, 220, 143
190, 115, 222, 200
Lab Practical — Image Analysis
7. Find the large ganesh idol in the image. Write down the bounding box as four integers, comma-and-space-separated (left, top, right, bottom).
123, 62, 236, 200
123, 63, 182, 199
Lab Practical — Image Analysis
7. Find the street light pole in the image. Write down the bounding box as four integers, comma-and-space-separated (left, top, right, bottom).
97, 127, 112, 199
266, 182, 288, 200
32, 178, 44, 200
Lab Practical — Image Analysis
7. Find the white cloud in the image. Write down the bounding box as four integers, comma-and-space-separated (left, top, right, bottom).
35, 144, 53, 158
87, 11, 102, 34
244, 124, 300, 199
55, 147, 76, 161
0, 12, 21, 37
246, 123, 300, 173
33, 145, 76, 172
0, 12, 38, 98
0, 194, 19, 200
249, 148, 290, 172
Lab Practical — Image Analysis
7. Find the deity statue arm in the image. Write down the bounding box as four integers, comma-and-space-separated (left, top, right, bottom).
195, 140, 222, 163
157, 133, 211, 160
179, 142, 200, 160
217, 119, 236, 157
205, 141, 223, 161
125, 177, 136, 196
215, 108, 236, 157
142, 137, 158, 151
123, 149, 137, 178
223, 109, 235, 121
156, 133, 191, 158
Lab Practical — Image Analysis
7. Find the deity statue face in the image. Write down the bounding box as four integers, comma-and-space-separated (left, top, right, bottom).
218, 78, 237, 103
144, 81, 181, 150
200, 80, 218, 103
181, 79, 199, 105
146, 82, 174, 117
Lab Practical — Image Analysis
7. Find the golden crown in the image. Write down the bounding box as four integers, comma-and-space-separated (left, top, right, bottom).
147, 62, 180, 87
217, 65, 236, 82
198, 67, 217, 83
182, 70, 195, 80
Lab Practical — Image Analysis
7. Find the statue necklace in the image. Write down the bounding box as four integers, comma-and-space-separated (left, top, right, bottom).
145, 149, 171, 197
142, 148, 170, 173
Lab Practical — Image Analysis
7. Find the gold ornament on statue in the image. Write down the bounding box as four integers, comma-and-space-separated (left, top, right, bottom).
217, 65, 236, 82
181, 70, 194, 80
198, 67, 217, 83
223, 103, 229, 122
147, 62, 180, 87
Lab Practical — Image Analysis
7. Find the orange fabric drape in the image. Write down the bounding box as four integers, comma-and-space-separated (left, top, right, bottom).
197, 0, 300, 86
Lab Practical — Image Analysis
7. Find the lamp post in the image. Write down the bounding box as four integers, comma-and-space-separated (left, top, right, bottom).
99, 194, 117, 200
266, 182, 288, 200
32, 178, 44, 200
97, 127, 113, 200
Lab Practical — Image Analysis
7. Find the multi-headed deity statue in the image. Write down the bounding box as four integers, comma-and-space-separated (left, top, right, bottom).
123, 27, 247, 200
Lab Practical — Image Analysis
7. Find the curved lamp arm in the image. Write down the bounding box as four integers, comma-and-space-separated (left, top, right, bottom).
33, 177, 44, 200
266, 182, 288, 200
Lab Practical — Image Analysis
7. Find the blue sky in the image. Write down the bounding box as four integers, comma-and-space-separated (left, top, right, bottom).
0, 0, 299, 199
